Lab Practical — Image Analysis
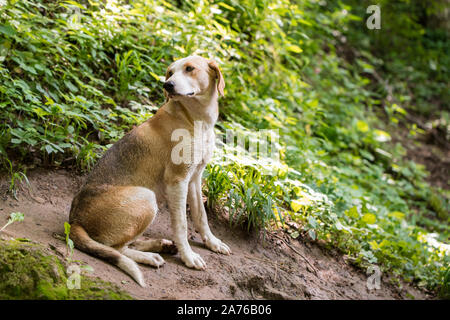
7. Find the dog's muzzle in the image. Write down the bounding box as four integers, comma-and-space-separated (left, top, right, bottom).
163, 81, 175, 94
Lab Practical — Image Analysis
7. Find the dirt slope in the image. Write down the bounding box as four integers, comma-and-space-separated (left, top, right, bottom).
0, 168, 431, 300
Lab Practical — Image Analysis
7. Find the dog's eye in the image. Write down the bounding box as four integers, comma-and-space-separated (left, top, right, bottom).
185, 66, 195, 72
167, 70, 173, 77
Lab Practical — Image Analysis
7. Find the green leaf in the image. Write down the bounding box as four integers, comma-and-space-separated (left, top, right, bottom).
286, 45, 303, 53
369, 240, 379, 250
360, 149, 374, 161
291, 199, 304, 212
67, 238, 74, 251
1, 212, 25, 232
356, 120, 369, 133
308, 229, 316, 240
307, 215, 317, 228
0, 25, 16, 37
217, 2, 236, 11
346, 206, 360, 219
45, 145, 56, 154
64, 222, 74, 251
64, 222, 71, 237
149, 71, 161, 81
64, 0, 86, 9
374, 148, 392, 159
361, 213, 376, 224
373, 130, 391, 142
9, 212, 25, 223
65, 80, 79, 93
389, 211, 405, 220
80, 265, 94, 273
290, 231, 299, 239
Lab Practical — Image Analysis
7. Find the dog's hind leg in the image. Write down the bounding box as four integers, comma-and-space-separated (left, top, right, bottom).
122, 247, 165, 267
69, 186, 160, 287
70, 224, 147, 287
129, 238, 178, 254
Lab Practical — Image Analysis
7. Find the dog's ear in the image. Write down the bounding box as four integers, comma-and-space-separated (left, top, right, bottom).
164, 67, 172, 102
208, 60, 225, 97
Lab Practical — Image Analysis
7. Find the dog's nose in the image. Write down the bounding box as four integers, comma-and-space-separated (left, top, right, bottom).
163, 81, 175, 93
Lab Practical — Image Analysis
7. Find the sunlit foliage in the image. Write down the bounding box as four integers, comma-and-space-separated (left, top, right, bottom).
0, 0, 448, 294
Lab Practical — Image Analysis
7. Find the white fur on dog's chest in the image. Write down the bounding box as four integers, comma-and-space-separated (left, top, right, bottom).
201, 128, 214, 164
190, 121, 215, 166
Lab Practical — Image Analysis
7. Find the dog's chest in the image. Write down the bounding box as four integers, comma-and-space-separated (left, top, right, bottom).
194, 126, 214, 165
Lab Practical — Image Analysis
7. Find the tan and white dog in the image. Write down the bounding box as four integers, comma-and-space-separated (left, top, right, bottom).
69, 56, 230, 287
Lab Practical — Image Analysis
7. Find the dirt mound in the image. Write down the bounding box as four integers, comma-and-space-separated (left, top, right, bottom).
0, 169, 431, 299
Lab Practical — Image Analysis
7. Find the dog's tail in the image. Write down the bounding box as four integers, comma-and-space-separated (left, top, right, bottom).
69, 224, 146, 287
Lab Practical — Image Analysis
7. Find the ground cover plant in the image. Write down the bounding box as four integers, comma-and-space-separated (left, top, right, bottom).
0, 0, 448, 296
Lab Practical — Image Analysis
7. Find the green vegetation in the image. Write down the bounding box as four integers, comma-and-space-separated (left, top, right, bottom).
0, 239, 131, 299
64, 221, 75, 260
0, 0, 448, 295
0, 212, 24, 233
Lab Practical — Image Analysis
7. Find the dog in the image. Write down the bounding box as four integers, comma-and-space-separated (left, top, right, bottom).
69, 55, 231, 287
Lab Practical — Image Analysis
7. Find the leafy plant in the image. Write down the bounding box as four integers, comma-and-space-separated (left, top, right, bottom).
0, 0, 448, 294
2, 158, 30, 200
0, 212, 25, 233
439, 267, 450, 299
64, 221, 74, 262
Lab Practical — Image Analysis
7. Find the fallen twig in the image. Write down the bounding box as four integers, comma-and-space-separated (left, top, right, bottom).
271, 233, 319, 276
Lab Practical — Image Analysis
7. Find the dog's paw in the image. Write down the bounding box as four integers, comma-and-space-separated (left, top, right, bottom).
141, 252, 165, 268
181, 250, 206, 270
204, 236, 232, 255
160, 239, 178, 254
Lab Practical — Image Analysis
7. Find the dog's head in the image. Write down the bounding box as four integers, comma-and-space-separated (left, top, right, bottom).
163, 56, 225, 101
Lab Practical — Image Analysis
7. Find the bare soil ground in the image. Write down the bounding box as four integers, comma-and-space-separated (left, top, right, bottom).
0, 168, 432, 300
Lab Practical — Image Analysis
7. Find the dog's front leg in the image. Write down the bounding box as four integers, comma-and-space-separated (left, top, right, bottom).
166, 182, 206, 270
188, 175, 231, 255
